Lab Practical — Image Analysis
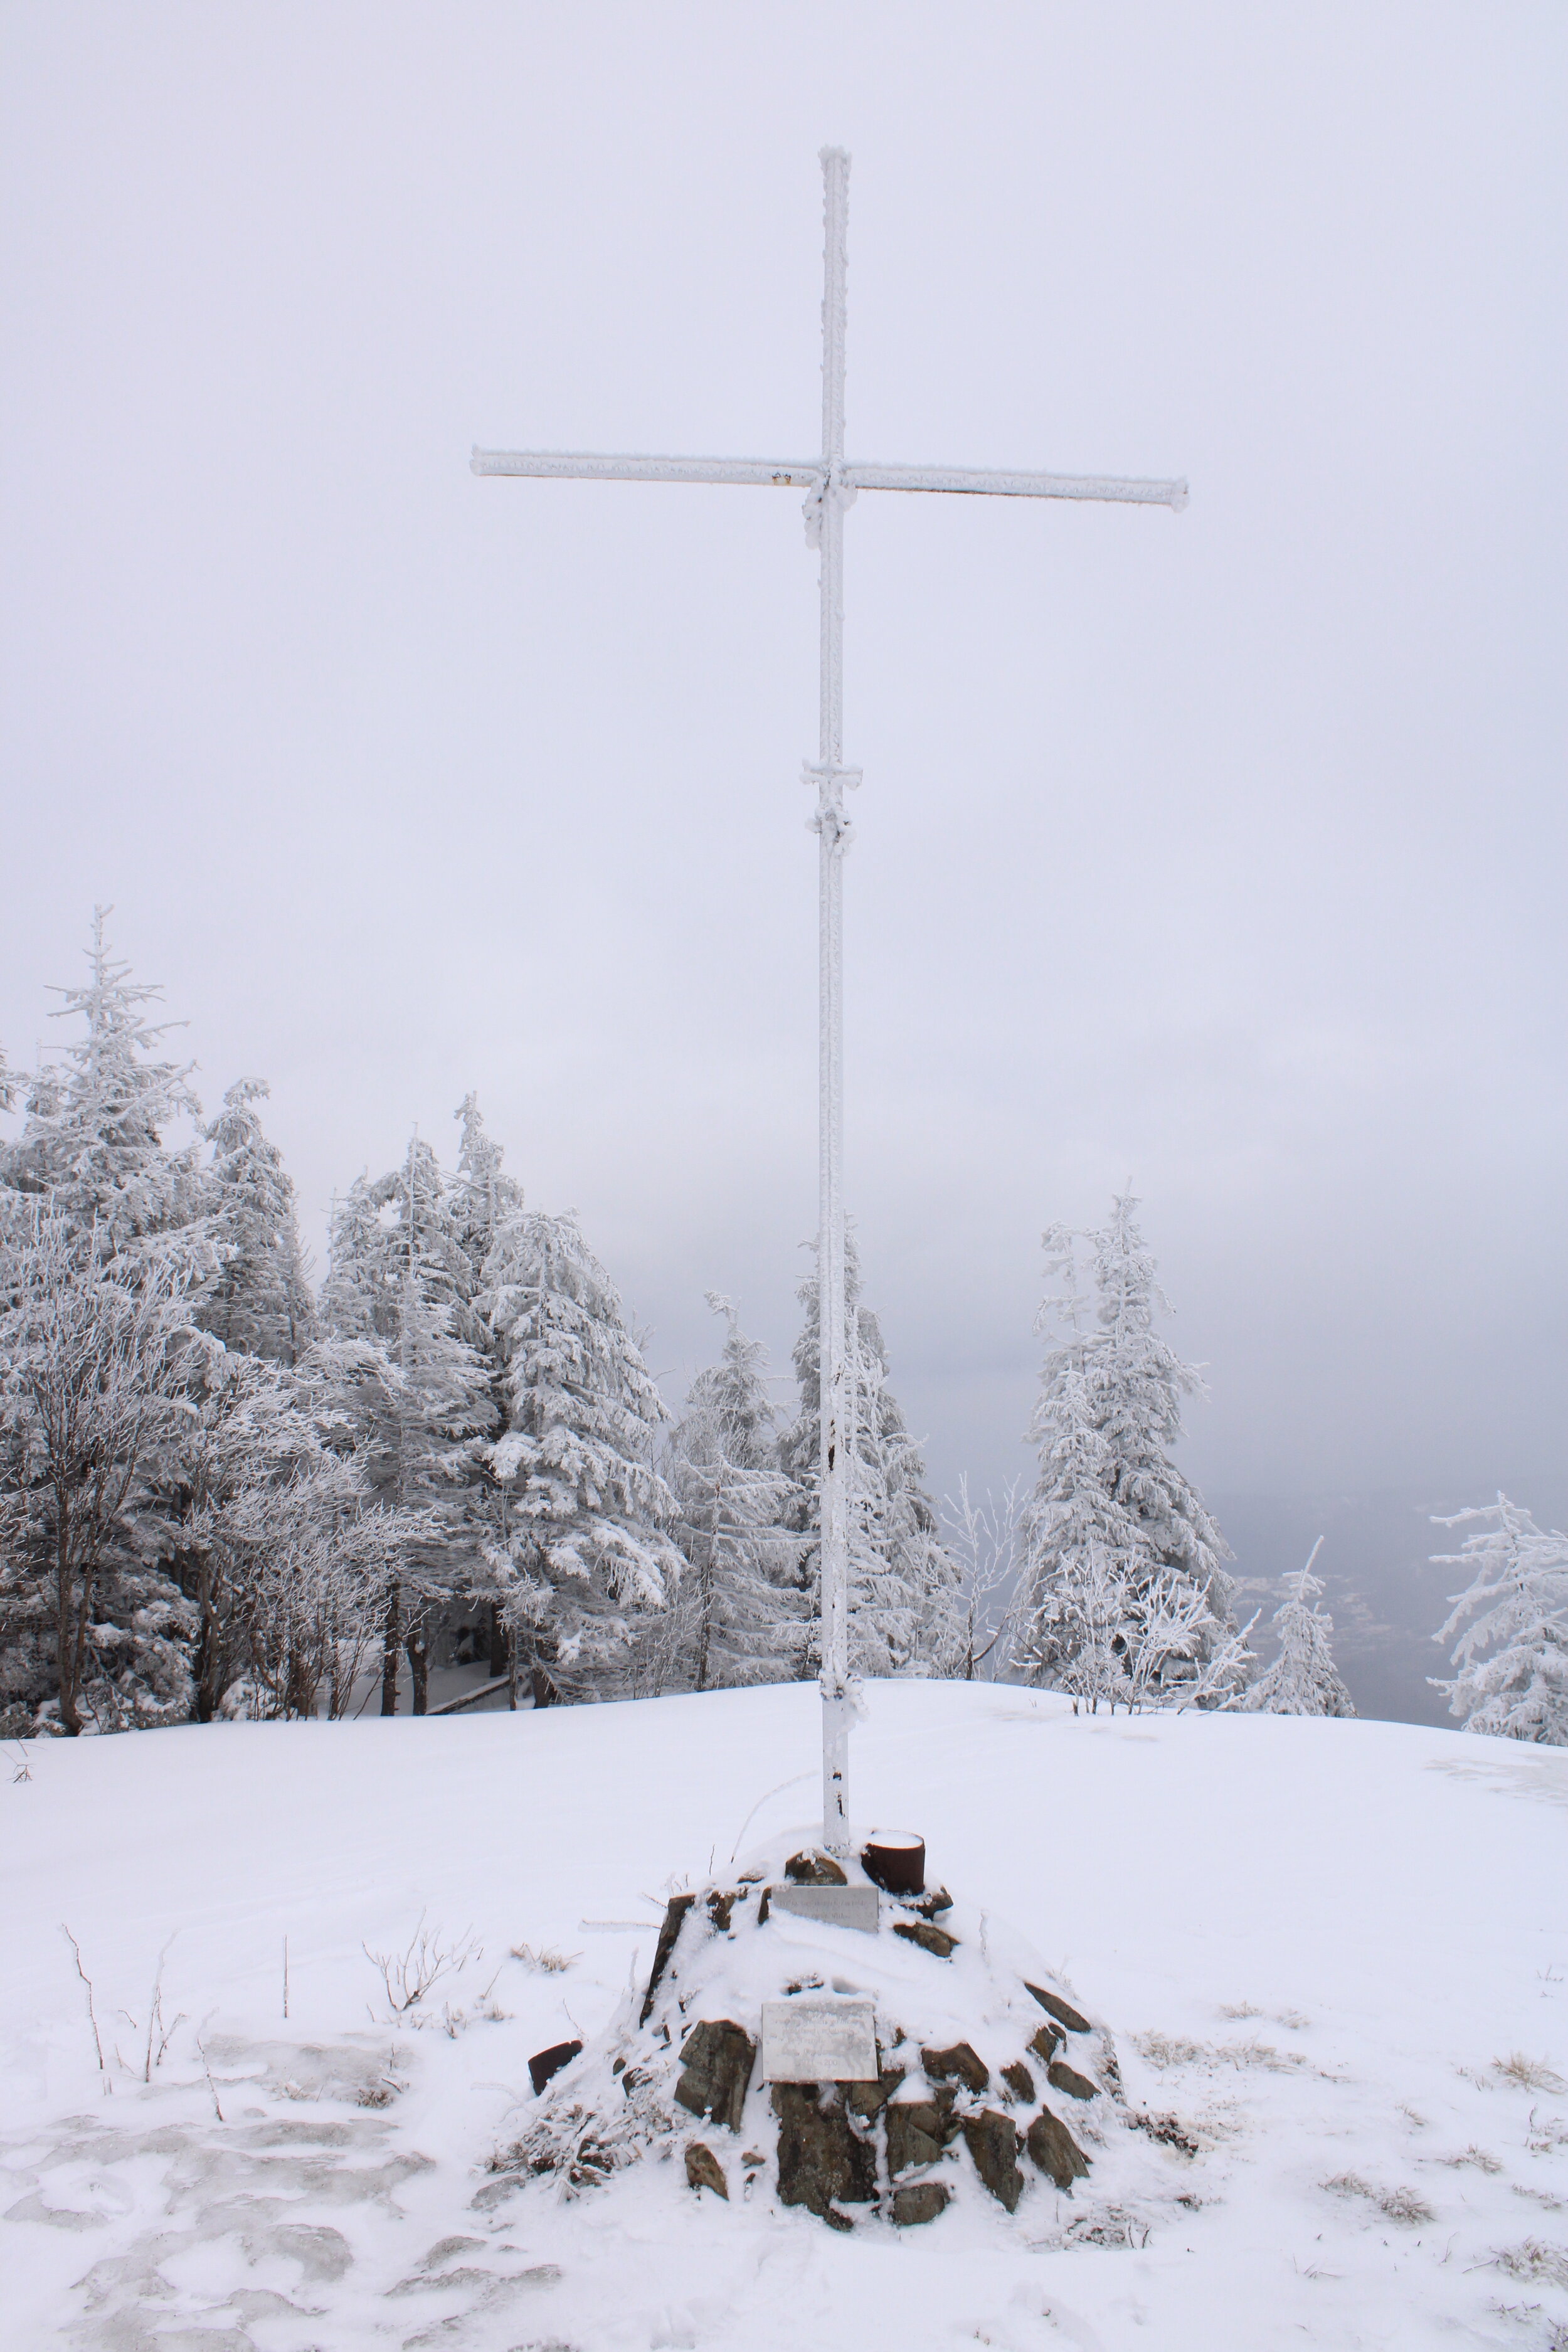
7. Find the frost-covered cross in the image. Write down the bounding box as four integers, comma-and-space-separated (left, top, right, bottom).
472, 149, 1185, 1855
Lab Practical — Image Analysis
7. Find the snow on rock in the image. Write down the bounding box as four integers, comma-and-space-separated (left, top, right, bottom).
3, 1679, 1567, 2349
492, 1826, 1146, 2236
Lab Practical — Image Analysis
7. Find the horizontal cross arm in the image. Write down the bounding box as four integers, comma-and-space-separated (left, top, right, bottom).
844, 460, 1187, 511
470, 448, 821, 490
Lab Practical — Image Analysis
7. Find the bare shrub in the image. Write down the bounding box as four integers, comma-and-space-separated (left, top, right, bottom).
364, 1917, 480, 2016
140, 1936, 184, 2081
940, 1475, 1024, 1680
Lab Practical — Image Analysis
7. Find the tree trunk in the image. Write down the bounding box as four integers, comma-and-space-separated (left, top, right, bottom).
191, 1554, 221, 1723
487, 1604, 509, 1678
380, 1582, 401, 1715
55, 1508, 85, 1736
405, 1617, 429, 1715
531, 1664, 559, 1709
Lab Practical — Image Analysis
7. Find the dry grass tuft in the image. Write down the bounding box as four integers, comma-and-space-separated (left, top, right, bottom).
1323, 2173, 1434, 2226
1219, 2038, 1310, 2074
511, 1942, 580, 1974
1439, 2145, 1502, 2173
1134, 2032, 1209, 2070
1129, 2110, 1200, 2158
1495, 2053, 1568, 2094
1492, 2239, 1568, 2289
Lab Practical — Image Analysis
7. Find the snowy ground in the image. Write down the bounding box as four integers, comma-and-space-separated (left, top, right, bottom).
4, 1681, 1567, 2351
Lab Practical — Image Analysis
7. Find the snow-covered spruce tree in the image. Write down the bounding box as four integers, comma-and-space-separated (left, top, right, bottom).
0, 909, 206, 1264
1016, 1367, 1144, 1710
316, 1139, 494, 1712
1018, 1200, 1247, 1709
1243, 1539, 1355, 1718
780, 1232, 964, 1678
1431, 1496, 1568, 1744
451, 1093, 524, 1298
663, 1295, 804, 1692
198, 1078, 316, 1364
479, 1208, 680, 1703
447, 1094, 528, 1680
0, 1208, 199, 1734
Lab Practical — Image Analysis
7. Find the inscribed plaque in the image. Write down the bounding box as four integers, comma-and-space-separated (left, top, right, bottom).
761, 1997, 878, 2084
768, 1884, 879, 1934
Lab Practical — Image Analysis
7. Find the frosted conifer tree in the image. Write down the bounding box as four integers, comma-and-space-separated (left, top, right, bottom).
1017, 1368, 1144, 1708
448, 1094, 526, 1677
1243, 1539, 1355, 1717
781, 1232, 963, 1677
480, 1208, 680, 1703
199, 1079, 315, 1364
451, 1093, 524, 1299
0, 910, 204, 1262
1019, 1199, 1245, 1707
317, 1140, 494, 1711
664, 1295, 803, 1690
1431, 1496, 1568, 1744
0, 1210, 198, 1734
319, 1175, 395, 1342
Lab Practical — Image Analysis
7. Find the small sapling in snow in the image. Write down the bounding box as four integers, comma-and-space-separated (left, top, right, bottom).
60, 1922, 108, 2092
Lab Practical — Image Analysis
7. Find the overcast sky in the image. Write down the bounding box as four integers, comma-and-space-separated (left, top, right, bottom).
3, 1, 1564, 1527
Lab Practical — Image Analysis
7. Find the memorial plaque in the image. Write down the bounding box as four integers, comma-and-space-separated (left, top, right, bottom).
768, 1883, 879, 1934
761, 1997, 879, 2084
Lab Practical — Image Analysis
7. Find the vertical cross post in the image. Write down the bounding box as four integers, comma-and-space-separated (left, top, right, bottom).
813, 146, 854, 1856
469, 147, 1185, 1868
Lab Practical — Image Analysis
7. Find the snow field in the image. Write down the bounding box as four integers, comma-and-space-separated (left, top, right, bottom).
3, 1678, 1567, 2349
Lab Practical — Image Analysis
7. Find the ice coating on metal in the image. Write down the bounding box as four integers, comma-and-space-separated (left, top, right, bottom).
469, 447, 1187, 509
760, 1996, 879, 2084
470, 152, 1187, 1857
768, 1883, 879, 1934
813, 146, 854, 1862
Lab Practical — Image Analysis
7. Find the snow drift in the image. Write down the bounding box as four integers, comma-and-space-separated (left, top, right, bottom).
3, 1678, 1566, 2349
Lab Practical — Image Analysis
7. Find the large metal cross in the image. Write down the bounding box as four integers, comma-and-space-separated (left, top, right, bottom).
472, 147, 1185, 1857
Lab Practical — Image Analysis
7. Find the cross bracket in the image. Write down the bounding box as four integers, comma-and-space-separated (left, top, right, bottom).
802, 461, 859, 549
803, 761, 862, 849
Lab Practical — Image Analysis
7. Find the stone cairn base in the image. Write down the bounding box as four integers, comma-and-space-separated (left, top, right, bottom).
490, 1830, 1139, 2233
